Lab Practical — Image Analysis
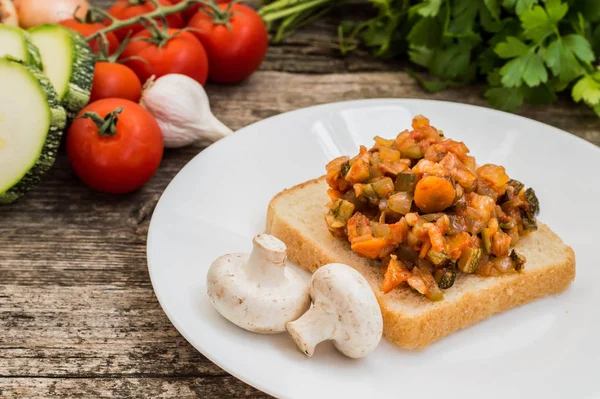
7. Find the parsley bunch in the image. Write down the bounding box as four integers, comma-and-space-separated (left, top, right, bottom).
260, 0, 600, 116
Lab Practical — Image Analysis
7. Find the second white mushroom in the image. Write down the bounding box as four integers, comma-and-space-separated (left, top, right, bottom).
286, 263, 383, 359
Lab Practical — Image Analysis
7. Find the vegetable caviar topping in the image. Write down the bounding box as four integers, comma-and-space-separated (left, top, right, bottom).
324, 115, 540, 301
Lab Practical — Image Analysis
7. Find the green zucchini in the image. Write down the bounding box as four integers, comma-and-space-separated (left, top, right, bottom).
426, 249, 451, 266
400, 144, 423, 159
28, 25, 95, 118
326, 199, 355, 229
434, 267, 456, 289
525, 188, 540, 216
0, 25, 42, 69
458, 248, 483, 273
0, 58, 67, 204
340, 160, 350, 178
510, 249, 526, 271
421, 213, 444, 222
482, 228, 492, 253
395, 172, 416, 192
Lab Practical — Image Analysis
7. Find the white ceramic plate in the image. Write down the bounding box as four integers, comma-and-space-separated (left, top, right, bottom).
147, 99, 600, 399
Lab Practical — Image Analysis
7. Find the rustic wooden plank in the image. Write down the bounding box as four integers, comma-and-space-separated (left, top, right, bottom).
0, 286, 220, 376
0, 377, 267, 398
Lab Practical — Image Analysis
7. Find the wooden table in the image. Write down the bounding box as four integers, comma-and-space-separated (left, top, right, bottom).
2, 1, 599, 398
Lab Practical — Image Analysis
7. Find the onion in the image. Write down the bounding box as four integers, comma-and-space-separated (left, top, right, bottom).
0, 0, 19, 26
13, 0, 89, 28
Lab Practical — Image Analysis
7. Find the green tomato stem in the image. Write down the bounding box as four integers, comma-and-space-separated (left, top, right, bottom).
87, 0, 221, 41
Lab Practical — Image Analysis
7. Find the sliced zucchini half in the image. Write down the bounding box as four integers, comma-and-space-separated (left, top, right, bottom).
0, 25, 42, 69
29, 24, 95, 117
0, 58, 67, 204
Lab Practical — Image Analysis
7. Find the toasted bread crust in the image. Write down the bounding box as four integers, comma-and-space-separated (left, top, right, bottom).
267, 177, 576, 349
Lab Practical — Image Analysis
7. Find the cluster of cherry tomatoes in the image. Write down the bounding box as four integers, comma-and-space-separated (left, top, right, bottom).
61, 0, 269, 102
58, 0, 269, 195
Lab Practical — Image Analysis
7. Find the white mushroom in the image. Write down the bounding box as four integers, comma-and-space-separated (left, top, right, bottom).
286, 263, 383, 359
206, 234, 311, 334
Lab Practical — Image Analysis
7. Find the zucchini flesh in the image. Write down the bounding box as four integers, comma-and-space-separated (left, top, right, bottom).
28, 25, 94, 117
0, 58, 67, 204
0, 25, 42, 69
458, 248, 483, 273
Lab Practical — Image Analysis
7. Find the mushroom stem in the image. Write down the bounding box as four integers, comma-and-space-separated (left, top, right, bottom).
244, 234, 287, 286
286, 302, 337, 357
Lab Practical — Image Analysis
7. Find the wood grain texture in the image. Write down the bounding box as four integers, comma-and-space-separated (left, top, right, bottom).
2, 0, 599, 398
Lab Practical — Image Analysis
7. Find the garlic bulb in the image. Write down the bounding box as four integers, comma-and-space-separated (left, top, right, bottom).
140, 74, 233, 148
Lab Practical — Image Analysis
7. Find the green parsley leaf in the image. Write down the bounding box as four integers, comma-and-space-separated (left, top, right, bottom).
409, 45, 434, 68
500, 51, 548, 87
406, 69, 456, 92
408, 17, 442, 48
495, 36, 529, 58
502, 0, 538, 15
487, 69, 502, 86
430, 43, 474, 80
479, 47, 501, 74
517, 0, 538, 15
572, 73, 600, 106
485, 86, 525, 111
562, 34, 595, 63
484, 0, 501, 20
543, 39, 585, 82
502, 0, 516, 8
520, 5, 555, 42
522, 83, 557, 104
545, 0, 569, 24
480, 5, 504, 32
361, 13, 405, 58
413, 0, 443, 17
448, 0, 480, 36
570, 0, 600, 23
592, 25, 600, 57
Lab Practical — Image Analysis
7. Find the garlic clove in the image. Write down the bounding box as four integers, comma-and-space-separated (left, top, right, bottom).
0, 0, 19, 26
140, 74, 233, 149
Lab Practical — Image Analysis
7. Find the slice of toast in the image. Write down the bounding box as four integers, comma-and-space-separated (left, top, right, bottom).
266, 177, 576, 350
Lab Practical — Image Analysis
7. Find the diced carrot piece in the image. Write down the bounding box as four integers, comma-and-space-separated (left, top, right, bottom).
381, 256, 412, 294
327, 189, 343, 201
414, 176, 455, 213
389, 218, 409, 244
419, 240, 432, 258
351, 237, 389, 259
447, 232, 471, 259
412, 115, 430, 129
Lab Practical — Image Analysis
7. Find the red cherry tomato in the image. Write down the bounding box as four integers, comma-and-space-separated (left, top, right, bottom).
121, 28, 209, 86
108, 0, 184, 41
89, 62, 143, 103
59, 19, 120, 54
67, 99, 164, 195
187, 4, 268, 83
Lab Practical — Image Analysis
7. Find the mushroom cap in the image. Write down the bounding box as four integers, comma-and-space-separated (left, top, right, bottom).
311, 263, 383, 358
207, 253, 311, 334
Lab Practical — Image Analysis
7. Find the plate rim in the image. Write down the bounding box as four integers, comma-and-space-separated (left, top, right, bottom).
146, 98, 599, 398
